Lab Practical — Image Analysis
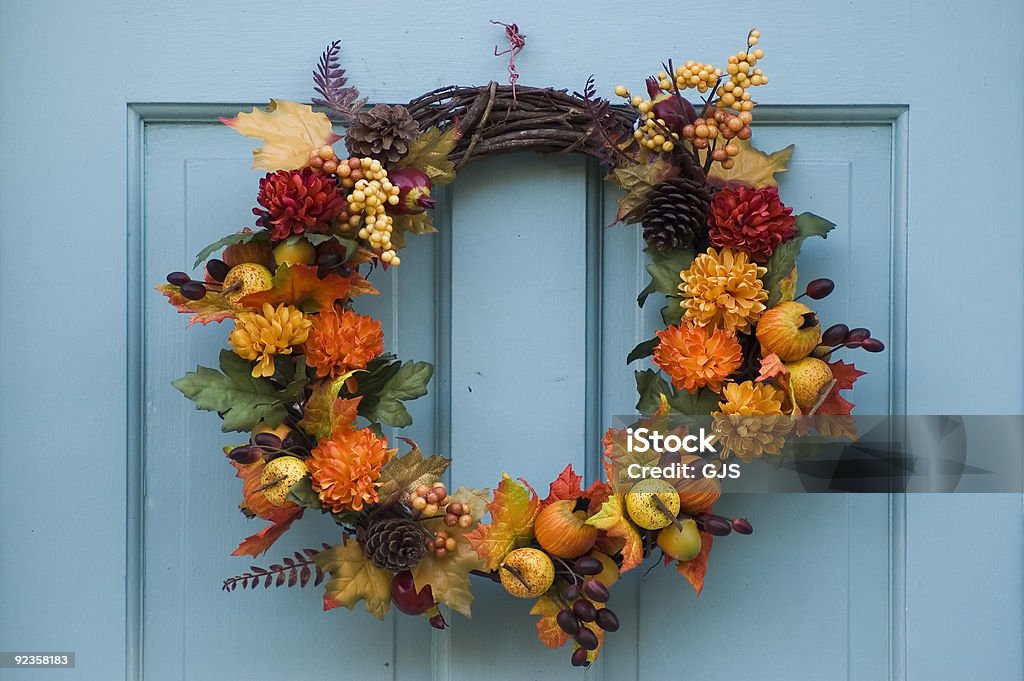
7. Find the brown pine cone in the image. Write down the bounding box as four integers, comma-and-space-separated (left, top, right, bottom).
363, 517, 430, 571
345, 104, 420, 163
641, 177, 712, 251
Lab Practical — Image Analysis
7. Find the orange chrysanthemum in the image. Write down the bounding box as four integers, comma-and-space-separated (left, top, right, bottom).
304, 306, 384, 378
712, 381, 793, 461
679, 247, 768, 333
308, 428, 392, 512
653, 322, 743, 394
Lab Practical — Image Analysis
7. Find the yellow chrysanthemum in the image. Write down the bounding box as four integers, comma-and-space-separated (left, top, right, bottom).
679, 247, 768, 333
653, 323, 743, 394
712, 380, 793, 461
229, 302, 312, 378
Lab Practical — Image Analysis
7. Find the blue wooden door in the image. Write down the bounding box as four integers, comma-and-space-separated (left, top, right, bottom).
2, 2, 1022, 680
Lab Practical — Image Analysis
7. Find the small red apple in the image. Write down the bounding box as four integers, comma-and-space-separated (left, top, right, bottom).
391, 570, 435, 615
534, 500, 599, 559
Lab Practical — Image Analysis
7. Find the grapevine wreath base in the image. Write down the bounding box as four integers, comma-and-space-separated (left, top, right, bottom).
160, 29, 884, 667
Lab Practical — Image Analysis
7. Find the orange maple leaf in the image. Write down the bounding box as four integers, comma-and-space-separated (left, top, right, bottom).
676, 530, 714, 596
542, 464, 612, 512
231, 507, 303, 557
241, 263, 377, 313
156, 284, 236, 326
464, 475, 540, 570
530, 595, 571, 648
757, 353, 789, 382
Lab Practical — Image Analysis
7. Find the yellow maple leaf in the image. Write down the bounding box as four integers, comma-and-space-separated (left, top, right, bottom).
530, 594, 571, 648
410, 487, 489, 617
222, 99, 341, 171
314, 539, 393, 619
708, 138, 794, 188
400, 125, 461, 184
586, 494, 644, 572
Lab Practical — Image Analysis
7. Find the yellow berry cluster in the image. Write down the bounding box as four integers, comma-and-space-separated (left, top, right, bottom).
658, 61, 723, 94
715, 29, 766, 112
307, 145, 340, 173
612, 86, 679, 154
427, 530, 458, 559
337, 157, 402, 266
410, 481, 449, 518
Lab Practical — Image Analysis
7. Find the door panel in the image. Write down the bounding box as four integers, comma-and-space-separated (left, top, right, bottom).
3, 2, 1023, 680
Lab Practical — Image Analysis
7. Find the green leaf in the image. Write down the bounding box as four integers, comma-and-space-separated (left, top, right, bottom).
193, 230, 269, 269
666, 389, 721, 416
762, 213, 835, 307
794, 212, 835, 239
375, 445, 450, 507
302, 233, 358, 259
626, 337, 658, 364
637, 281, 656, 308
401, 126, 460, 184
357, 360, 435, 428
635, 369, 673, 415
171, 350, 306, 432
286, 476, 323, 510
660, 299, 684, 327
644, 245, 694, 296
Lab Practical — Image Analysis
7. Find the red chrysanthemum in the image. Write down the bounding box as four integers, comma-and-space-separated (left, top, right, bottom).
254, 168, 347, 241
708, 185, 796, 263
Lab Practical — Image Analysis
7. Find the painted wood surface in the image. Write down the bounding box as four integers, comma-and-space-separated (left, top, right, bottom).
1, 2, 1022, 680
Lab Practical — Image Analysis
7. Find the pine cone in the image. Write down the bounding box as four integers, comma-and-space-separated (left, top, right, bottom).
346, 104, 419, 163
363, 517, 429, 571
641, 177, 711, 251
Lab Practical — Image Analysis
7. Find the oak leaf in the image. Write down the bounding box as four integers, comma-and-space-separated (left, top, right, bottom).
157, 284, 236, 326
586, 495, 644, 572
241, 263, 377, 313
315, 539, 393, 619
222, 99, 341, 171
707, 138, 793, 188
464, 475, 540, 570
400, 125, 462, 184
676, 530, 714, 595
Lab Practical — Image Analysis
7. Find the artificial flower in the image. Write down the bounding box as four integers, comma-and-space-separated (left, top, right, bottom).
708, 185, 796, 262
229, 302, 311, 378
308, 428, 392, 512
254, 167, 347, 240
304, 306, 384, 378
653, 322, 743, 394
712, 380, 792, 461
679, 247, 768, 333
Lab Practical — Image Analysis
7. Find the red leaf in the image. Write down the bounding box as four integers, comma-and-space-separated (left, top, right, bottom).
529, 595, 571, 648
241, 263, 377, 312
542, 465, 612, 513
542, 465, 583, 505
677, 531, 714, 596
231, 507, 303, 557
814, 361, 865, 423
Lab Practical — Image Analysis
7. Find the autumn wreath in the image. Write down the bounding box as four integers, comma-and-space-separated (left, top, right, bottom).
159, 28, 884, 667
